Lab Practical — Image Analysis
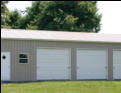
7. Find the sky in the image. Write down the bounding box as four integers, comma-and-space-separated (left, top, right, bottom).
6, 1, 121, 34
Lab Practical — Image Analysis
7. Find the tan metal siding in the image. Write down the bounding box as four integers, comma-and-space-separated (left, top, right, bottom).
108, 48, 113, 80
1, 39, 121, 81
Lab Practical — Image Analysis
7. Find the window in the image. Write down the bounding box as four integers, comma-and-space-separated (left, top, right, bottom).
19, 54, 28, 64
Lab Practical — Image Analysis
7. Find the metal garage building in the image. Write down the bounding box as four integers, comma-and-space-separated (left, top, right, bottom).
1, 29, 121, 81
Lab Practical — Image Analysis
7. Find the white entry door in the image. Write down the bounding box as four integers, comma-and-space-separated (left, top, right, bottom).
113, 50, 121, 80
1, 52, 11, 81
77, 49, 107, 80
37, 48, 71, 80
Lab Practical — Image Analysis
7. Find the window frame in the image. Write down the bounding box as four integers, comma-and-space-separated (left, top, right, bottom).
18, 53, 29, 64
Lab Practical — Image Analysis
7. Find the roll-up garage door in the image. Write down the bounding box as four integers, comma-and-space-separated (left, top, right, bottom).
77, 49, 107, 80
37, 48, 71, 80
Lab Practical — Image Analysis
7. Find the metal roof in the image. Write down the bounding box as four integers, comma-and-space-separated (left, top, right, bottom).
1, 28, 121, 43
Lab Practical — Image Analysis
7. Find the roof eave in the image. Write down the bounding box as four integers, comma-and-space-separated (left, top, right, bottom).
1, 37, 121, 44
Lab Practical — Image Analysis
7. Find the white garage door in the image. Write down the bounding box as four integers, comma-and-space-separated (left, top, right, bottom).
113, 50, 121, 80
77, 49, 107, 80
1, 52, 11, 81
37, 48, 71, 80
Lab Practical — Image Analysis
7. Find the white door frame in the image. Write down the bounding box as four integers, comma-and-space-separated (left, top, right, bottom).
1, 52, 11, 81
76, 48, 108, 80
36, 47, 71, 80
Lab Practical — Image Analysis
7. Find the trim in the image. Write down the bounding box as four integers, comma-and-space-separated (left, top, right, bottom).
77, 48, 108, 51
36, 47, 71, 80
1, 38, 121, 44
76, 48, 108, 80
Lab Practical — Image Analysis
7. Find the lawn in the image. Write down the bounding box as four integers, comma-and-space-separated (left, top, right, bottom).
1, 81, 121, 93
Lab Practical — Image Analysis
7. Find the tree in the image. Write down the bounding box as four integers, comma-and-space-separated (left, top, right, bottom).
1, 1, 8, 14
2, 1, 101, 32
19, 1, 47, 29
7, 10, 22, 29
23, 1, 101, 32
1, 1, 9, 26
1, 2, 22, 29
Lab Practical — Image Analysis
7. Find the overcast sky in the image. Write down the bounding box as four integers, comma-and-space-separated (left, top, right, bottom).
6, 1, 121, 34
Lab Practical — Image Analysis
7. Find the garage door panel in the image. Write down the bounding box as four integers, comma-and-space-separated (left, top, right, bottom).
113, 50, 121, 80
78, 74, 106, 79
77, 49, 107, 80
38, 68, 69, 72
38, 72, 68, 75
37, 48, 70, 80
38, 75, 69, 80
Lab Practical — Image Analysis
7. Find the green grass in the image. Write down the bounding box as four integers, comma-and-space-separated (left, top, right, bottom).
1, 81, 121, 93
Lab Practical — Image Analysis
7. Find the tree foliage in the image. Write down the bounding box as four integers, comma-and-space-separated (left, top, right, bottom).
1, 1, 22, 28
1, 1, 8, 14
1, 1, 101, 32
7, 10, 22, 28
1, 1, 9, 26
